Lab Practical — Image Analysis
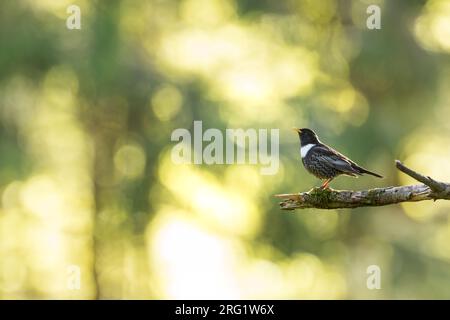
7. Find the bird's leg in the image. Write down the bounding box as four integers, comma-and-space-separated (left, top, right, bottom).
320, 178, 332, 189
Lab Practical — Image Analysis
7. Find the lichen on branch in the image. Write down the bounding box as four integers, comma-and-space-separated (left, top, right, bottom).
275, 161, 450, 210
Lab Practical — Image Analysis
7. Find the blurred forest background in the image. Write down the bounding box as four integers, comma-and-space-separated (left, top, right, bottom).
1, 0, 450, 299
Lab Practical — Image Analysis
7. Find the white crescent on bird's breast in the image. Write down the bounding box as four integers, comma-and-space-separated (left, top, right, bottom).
300, 144, 315, 158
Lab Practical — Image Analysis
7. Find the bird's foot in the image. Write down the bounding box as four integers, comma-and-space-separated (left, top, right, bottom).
311, 186, 332, 193
320, 178, 332, 190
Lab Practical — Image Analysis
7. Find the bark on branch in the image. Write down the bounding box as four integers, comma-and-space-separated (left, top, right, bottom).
275, 160, 450, 210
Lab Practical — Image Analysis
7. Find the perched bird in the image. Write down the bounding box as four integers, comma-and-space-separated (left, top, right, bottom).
293, 128, 382, 189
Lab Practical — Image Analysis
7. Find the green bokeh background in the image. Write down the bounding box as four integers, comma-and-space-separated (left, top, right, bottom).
1, 0, 450, 299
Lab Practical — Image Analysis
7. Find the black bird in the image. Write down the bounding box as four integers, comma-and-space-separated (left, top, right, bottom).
293, 128, 382, 189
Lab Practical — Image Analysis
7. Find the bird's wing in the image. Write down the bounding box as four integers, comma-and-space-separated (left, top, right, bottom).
314, 145, 361, 176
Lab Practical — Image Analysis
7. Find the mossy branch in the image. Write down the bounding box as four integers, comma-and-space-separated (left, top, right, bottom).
275, 160, 450, 210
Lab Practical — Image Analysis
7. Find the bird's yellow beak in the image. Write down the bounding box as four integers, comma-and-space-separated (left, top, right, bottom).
292, 128, 302, 133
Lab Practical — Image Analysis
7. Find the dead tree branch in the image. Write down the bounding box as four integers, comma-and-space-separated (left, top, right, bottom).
275, 160, 450, 210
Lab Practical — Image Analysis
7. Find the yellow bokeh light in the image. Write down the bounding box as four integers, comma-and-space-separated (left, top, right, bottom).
151, 85, 183, 121
320, 87, 369, 127
147, 209, 347, 299
156, 22, 317, 115
180, 0, 236, 26
0, 66, 96, 299
20, 176, 64, 219
147, 209, 241, 299
158, 151, 261, 236
414, 0, 450, 53
114, 143, 147, 179
400, 131, 450, 221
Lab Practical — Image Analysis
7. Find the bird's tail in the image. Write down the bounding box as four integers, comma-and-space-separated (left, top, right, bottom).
357, 167, 383, 178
